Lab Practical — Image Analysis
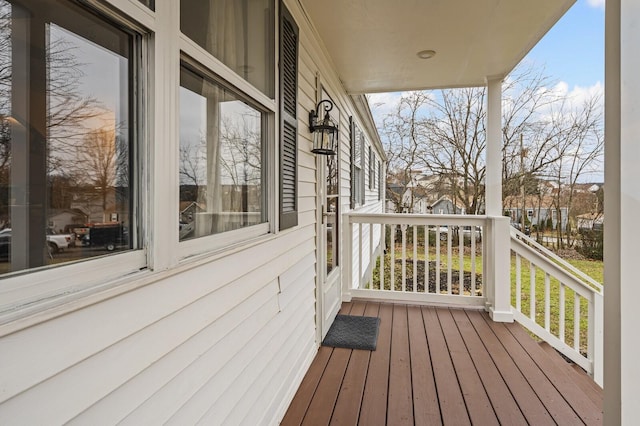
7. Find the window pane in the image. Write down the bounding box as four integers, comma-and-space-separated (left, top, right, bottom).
0, 1, 136, 276
179, 65, 266, 241
137, 0, 154, 11
180, 0, 274, 97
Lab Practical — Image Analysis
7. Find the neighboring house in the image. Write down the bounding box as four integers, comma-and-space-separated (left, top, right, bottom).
0, 0, 635, 424
47, 209, 88, 233
503, 194, 569, 231
430, 196, 464, 215
577, 213, 604, 231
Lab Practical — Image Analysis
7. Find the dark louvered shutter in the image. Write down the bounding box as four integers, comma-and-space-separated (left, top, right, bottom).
279, 3, 298, 230
378, 160, 382, 201
349, 116, 355, 209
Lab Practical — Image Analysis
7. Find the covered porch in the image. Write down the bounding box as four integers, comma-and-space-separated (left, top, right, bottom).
283, 301, 602, 425
295, 0, 637, 421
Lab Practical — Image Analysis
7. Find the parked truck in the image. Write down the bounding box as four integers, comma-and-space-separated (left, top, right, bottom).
85, 223, 126, 251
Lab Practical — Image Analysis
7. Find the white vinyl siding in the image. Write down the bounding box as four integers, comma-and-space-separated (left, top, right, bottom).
0, 0, 386, 424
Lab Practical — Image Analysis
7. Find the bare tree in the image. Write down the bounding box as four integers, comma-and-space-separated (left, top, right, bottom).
375, 62, 604, 232
76, 126, 127, 213
547, 91, 604, 248
419, 87, 487, 214
379, 91, 429, 213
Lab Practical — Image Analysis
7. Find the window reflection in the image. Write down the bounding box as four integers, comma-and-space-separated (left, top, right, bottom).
0, 1, 135, 276
180, 0, 274, 97
179, 64, 267, 241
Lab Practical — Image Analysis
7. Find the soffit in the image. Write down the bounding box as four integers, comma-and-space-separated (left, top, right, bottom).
299, 0, 575, 93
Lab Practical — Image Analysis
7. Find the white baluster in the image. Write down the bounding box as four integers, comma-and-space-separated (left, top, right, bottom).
530, 262, 536, 321
545, 273, 551, 331
559, 284, 566, 342
401, 224, 407, 292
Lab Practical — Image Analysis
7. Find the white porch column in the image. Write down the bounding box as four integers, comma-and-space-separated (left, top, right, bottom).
485, 77, 512, 323
604, 0, 640, 423
485, 77, 503, 216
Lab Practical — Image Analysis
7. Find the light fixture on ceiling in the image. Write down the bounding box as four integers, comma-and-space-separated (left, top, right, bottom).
416, 49, 436, 60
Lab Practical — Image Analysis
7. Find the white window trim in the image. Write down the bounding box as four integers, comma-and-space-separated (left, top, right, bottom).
175, 50, 277, 260
179, 36, 276, 113
0, 0, 155, 326
0, 0, 283, 332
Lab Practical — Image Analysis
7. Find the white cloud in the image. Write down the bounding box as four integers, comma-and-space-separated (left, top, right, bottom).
586, 0, 605, 9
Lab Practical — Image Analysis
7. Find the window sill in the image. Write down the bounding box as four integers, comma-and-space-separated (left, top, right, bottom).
0, 229, 282, 337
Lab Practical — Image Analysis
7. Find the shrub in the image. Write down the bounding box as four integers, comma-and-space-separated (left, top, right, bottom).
576, 228, 603, 260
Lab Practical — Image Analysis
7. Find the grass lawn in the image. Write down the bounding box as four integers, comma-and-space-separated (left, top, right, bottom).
368, 242, 602, 354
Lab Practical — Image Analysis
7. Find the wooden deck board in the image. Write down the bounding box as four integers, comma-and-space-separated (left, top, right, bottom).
504, 320, 603, 425
406, 306, 440, 425
358, 303, 393, 426
330, 302, 372, 425
283, 303, 603, 426
437, 308, 498, 426
422, 306, 471, 425
387, 305, 413, 425
485, 318, 583, 425
450, 309, 528, 425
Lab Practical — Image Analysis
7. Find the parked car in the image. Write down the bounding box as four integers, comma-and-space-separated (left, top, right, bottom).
46, 228, 74, 253
461, 225, 482, 240
0, 228, 74, 254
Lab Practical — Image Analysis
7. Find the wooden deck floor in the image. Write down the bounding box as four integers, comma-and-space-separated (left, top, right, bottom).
282, 301, 602, 426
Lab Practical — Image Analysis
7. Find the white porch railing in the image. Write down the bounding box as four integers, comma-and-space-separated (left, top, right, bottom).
345, 213, 492, 308
344, 212, 603, 387
510, 228, 603, 386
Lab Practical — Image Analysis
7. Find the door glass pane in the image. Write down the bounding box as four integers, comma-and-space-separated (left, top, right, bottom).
326, 154, 338, 274
0, 1, 135, 277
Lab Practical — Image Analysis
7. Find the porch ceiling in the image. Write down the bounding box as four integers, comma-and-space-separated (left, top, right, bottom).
299, 0, 575, 93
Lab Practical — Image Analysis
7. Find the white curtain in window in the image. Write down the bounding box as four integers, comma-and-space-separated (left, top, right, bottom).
197, 0, 246, 236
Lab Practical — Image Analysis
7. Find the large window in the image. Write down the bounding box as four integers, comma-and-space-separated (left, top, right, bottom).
0, 0, 139, 277
180, 0, 275, 97
179, 62, 267, 241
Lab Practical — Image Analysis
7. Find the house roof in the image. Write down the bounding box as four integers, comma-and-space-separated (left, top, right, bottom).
299, 0, 574, 93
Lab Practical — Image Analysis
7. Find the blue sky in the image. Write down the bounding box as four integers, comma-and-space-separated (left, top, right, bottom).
525, 0, 604, 89
369, 0, 606, 181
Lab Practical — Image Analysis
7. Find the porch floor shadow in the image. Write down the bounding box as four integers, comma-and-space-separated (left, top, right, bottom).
281, 301, 602, 426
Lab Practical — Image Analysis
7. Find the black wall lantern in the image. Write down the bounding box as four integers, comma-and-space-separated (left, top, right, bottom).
309, 99, 338, 155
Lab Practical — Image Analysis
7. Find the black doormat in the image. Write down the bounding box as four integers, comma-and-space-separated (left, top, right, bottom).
322, 315, 380, 351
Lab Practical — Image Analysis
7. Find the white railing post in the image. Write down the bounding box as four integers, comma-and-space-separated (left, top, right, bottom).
489, 216, 513, 322
592, 292, 604, 386
343, 214, 353, 302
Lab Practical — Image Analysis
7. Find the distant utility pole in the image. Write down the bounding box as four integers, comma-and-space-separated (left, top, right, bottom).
520, 133, 526, 233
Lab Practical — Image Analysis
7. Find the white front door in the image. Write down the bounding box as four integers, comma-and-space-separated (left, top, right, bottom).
317, 144, 341, 341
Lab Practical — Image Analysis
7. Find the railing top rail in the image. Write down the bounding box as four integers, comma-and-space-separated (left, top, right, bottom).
510, 228, 603, 293
346, 212, 488, 226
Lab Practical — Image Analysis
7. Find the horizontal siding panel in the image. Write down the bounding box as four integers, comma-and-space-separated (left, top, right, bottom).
279, 268, 315, 311
0, 228, 315, 405
220, 305, 315, 425
120, 294, 283, 425
298, 164, 316, 184
252, 333, 316, 425
298, 196, 316, 214
165, 286, 313, 424
278, 252, 316, 293
68, 281, 281, 424
0, 279, 280, 425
